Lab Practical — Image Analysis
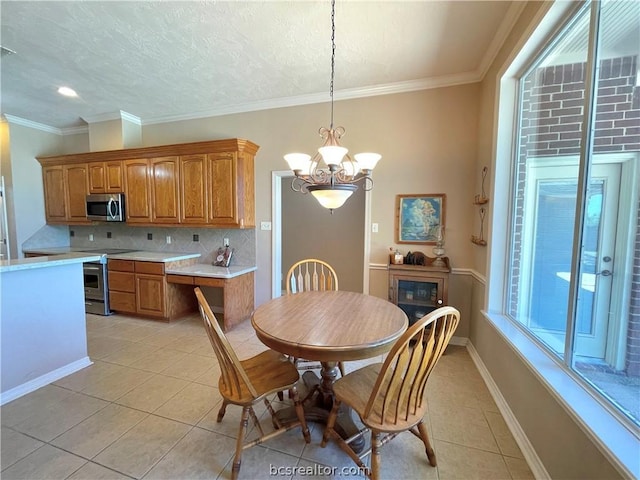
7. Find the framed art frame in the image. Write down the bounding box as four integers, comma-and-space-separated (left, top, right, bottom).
395, 193, 446, 244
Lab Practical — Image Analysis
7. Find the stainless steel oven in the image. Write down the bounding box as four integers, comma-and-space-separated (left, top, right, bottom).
80, 248, 135, 315
83, 261, 110, 315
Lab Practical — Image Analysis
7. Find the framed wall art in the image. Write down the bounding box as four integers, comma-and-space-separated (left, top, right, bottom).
395, 193, 446, 244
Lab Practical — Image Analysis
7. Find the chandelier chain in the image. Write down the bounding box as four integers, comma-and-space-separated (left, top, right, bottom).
329, 0, 336, 129
283, 0, 380, 211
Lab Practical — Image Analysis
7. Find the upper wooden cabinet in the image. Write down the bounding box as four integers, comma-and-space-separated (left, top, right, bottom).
37, 139, 258, 228
150, 156, 180, 224
123, 158, 152, 223
42, 164, 90, 224
88, 161, 124, 193
180, 154, 208, 224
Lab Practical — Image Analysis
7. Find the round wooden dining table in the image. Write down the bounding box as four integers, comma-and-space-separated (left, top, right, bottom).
251, 290, 408, 450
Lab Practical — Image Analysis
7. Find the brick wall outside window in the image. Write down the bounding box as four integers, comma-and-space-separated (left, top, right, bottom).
511, 55, 640, 375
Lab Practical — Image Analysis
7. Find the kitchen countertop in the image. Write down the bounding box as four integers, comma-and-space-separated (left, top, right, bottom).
108, 251, 201, 263
23, 247, 201, 263
0, 253, 102, 273
165, 264, 257, 279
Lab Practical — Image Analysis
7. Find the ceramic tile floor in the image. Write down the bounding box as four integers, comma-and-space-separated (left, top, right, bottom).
1, 312, 535, 480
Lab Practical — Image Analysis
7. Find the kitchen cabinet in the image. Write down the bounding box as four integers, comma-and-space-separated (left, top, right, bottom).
42, 164, 90, 224
388, 259, 450, 326
123, 159, 152, 223
208, 152, 237, 226
107, 259, 136, 313
88, 161, 124, 193
37, 138, 258, 228
206, 149, 255, 227
180, 154, 208, 224
108, 259, 195, 321
150, 156, 180, 223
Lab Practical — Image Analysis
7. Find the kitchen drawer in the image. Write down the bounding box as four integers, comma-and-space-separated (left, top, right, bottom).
166, 274, 194, 285
135, 261, 165, 275
108, 259, 135, 272
109, 291, 136, 313
197, 277, 224, 288
108, 271, 135, 292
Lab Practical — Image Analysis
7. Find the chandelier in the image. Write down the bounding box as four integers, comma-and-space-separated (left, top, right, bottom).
284, 0, 381, 212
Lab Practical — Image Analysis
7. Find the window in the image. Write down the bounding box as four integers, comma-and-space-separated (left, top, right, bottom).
507, 0, 639, 428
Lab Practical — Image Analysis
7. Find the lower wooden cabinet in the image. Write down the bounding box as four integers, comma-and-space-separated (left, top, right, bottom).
136, 274, 166, 316
108, 259, 193, 320
388, 259, 451, 326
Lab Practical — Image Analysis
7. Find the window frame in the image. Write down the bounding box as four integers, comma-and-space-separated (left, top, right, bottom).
485, 0, 640, 477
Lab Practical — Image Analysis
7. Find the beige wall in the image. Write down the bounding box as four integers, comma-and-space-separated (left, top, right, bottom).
141, 84, 480, 306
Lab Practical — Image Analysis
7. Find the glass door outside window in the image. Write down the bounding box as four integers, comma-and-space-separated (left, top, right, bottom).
522, 159, 620, 359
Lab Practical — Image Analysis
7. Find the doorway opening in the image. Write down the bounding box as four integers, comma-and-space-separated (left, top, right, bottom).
271, 171, 372, 299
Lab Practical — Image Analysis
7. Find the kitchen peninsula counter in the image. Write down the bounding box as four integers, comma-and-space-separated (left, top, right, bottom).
0, 253, 99, 404
0, 252, 100, 272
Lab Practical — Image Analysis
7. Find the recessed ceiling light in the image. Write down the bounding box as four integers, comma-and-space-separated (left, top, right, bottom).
57, 86, 78, 97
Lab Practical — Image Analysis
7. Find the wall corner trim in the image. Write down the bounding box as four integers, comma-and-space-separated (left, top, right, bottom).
466, 342, 551, 480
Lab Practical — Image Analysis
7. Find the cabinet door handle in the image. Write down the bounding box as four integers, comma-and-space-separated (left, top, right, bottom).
437, 299, 443, 305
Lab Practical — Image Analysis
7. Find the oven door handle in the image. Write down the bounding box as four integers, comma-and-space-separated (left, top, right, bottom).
84, 265, 103, 272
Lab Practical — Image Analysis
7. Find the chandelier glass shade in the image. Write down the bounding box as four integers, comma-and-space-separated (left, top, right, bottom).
284, 0, 381, 211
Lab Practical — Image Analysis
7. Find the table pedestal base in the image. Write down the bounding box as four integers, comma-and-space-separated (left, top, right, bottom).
275, 370, 366, 453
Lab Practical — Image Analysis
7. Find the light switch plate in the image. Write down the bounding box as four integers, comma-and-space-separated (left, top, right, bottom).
260, 221, 272, 231
372, 223, 379, 233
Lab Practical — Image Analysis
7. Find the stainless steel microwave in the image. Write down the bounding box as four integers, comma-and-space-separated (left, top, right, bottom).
86, 193, 125, 222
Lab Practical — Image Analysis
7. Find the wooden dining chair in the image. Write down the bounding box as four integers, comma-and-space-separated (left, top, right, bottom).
194, 287, 310, 480
285, 258, 344, 377
321, 306, 460, 480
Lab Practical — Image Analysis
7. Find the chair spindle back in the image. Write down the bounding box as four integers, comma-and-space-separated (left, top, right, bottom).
364, 306, 460, 425
195, 287, 257, 400
286, 259, 338, 294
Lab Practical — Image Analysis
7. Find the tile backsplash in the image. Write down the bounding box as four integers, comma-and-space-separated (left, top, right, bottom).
69, 224, 256, 266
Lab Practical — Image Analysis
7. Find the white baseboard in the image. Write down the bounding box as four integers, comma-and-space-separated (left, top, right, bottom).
466, 342, 550, 480
0, 356, 93, 406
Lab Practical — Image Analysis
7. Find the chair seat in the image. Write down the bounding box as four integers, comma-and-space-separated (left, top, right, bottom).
219, 349, 300, 405
333, 363, 425, 432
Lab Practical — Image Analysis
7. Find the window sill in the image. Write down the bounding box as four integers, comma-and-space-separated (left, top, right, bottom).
482, 310, 639, 479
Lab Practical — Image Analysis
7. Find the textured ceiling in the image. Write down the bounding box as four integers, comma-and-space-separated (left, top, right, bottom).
1, 1, 520, 131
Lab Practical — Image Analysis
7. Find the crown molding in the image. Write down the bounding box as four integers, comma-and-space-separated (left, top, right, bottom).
8, 70, 483, 132
60, 125, 89, 135
477, 1, 528, 80
81, 110, 141, 125
2, 114, 62, 135
143, 72, 481, 126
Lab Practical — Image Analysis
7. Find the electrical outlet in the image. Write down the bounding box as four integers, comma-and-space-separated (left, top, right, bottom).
89, 234, 94, 241
193, 234, 199, 242
372, 223, 379, 233
106, 231, 112, 239
147, 233, 153, 240
223, 238, 230, 247
166, 236, 171, 244
260, 221, 272, 231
